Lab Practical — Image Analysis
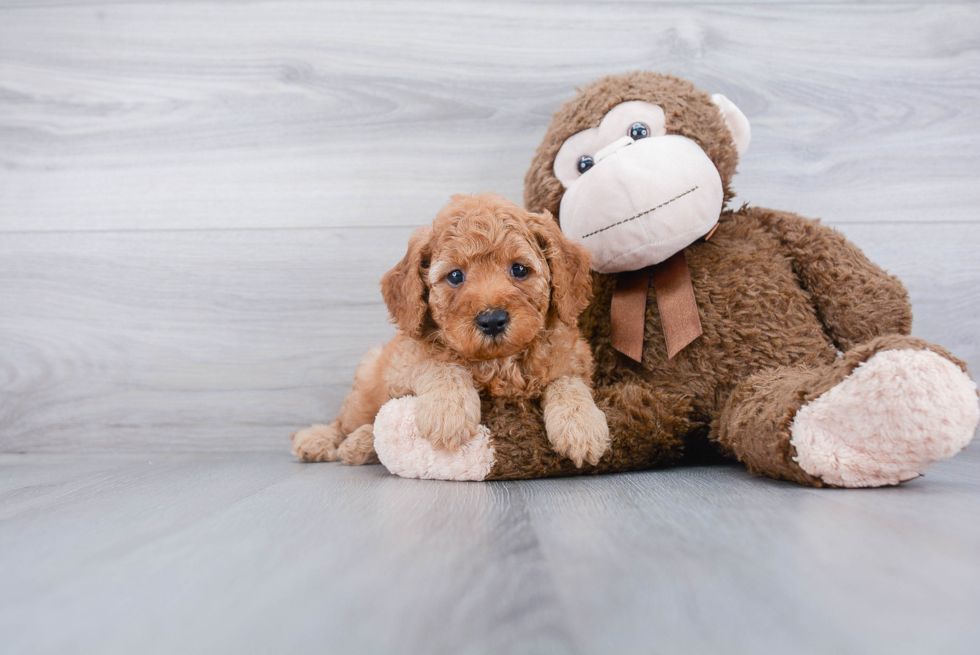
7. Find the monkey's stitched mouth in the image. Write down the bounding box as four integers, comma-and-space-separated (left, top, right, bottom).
580, 186, 699, 239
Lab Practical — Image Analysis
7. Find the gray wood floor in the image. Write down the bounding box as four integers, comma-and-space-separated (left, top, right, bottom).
2, 449, 979, 654
2, 2, 980, 653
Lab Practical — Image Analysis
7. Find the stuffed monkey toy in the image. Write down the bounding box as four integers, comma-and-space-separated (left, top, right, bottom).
370, 71, 979, 487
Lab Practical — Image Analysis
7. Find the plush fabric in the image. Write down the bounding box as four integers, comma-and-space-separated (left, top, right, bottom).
790, 349, 979, 487
372, 71, 979, 487
374, 397, 496, 481
524, 72, 742, 222
710, 94, 750, 156
558, 135, 723, 273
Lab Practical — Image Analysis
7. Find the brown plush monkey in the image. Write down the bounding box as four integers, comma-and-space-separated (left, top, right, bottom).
372, 72, 979, 487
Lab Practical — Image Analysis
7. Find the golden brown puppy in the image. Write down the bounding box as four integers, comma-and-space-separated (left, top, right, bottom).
292, 193, 610, 467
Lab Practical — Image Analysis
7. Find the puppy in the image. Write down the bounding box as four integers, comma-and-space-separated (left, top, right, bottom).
292, 193, 610, 468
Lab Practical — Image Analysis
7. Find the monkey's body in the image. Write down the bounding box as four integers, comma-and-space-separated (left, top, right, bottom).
370, 72, 978, 486
483, 205, 968, 484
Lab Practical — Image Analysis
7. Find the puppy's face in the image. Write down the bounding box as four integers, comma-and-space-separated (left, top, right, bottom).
427, 202, 551, 360
381, 194, 593, 362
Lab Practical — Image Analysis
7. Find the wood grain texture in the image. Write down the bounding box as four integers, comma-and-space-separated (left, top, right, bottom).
1, 223, 977, 452
1, 448, 978, 654
0, 227, 402, 451
1, 2, 978, 232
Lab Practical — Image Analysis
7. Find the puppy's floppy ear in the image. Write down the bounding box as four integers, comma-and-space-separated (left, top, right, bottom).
380, 226, 432, 338
528, 209, 593, 326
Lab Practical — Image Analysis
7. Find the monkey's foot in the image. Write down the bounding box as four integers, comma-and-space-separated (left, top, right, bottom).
790, 349, 979, 487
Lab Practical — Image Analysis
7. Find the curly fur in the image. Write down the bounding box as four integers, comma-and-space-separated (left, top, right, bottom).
293, 193, 608, 466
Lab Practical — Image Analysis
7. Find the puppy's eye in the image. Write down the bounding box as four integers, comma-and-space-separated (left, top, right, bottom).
629, 122, 650, 140
510, 263, 529, 280
446, 269, 465, 287
577, 155, 594, 174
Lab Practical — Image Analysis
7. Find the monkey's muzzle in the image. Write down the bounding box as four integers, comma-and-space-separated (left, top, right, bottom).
559, 135, 723, 274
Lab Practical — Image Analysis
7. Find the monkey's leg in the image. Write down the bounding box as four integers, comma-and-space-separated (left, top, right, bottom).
715, 335, 979, 487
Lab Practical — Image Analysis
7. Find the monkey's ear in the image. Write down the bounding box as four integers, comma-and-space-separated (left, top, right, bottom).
529, 210, 593, 326
711, 93, 751, 157
380, 226, 432, 338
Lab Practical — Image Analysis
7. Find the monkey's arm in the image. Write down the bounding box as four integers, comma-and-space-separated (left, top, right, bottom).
479, 379, 693, 479
752, 207, 912, 351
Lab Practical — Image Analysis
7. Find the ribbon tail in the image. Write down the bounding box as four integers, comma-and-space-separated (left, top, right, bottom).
610, 267, 653, 363
651, 250, 702, 359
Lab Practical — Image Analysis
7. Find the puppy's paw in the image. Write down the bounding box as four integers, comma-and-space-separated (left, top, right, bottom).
291, 422, 345, 462
338, 424, 380, 466
545, 394, 611, 468
415, 387, 481, 451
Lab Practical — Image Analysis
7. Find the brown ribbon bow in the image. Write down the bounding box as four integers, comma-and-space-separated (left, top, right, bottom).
609, 225, 716, 362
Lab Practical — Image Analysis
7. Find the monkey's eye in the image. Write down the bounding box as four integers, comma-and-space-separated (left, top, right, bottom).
510, 263, 529, 280
577, 155, 594, 174
629, 122, 650, 140
446, 269, 465, 287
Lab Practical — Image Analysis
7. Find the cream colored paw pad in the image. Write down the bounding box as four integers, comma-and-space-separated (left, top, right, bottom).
373, 396, 496, 481
790, 349, 979, 487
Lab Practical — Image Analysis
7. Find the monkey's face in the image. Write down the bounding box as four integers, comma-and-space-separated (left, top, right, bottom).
551, 96, 750, 274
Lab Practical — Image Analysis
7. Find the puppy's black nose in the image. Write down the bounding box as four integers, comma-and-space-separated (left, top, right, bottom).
476, 308, 509, 337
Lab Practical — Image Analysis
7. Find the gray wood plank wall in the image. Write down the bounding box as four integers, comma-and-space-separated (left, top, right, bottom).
2, 1, 978, 452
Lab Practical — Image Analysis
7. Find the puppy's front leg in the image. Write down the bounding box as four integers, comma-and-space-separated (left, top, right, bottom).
410, 361, 481, 451
543, 376, 611, 467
